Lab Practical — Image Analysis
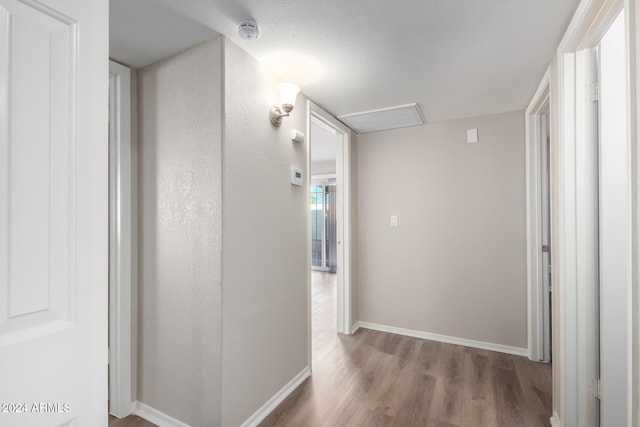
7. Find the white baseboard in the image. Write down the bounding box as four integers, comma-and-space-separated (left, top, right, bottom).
240, 366, 311, 427
356, 321, 528, 357
550, 411, 561, 427
134, 401, 192, 427
350, 322, 361, 334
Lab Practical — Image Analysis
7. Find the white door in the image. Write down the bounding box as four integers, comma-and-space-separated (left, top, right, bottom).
0, 0, 108, 426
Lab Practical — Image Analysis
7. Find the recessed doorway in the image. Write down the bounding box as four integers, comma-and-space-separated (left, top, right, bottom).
307, 101, 353, 358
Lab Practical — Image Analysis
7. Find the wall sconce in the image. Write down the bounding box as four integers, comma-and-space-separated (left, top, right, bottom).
270, 83, 300, 126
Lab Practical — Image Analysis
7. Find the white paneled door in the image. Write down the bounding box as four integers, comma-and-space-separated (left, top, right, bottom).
0, 0, 108, 426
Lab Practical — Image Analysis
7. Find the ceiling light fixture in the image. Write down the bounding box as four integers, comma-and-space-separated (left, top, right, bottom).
238, 20, 260, 40
270, 83, 300, 126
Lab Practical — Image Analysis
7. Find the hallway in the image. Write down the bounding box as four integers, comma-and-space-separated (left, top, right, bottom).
260, 271, 552, 426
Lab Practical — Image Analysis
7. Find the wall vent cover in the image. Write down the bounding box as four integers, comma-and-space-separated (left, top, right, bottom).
337, 103, 425, 134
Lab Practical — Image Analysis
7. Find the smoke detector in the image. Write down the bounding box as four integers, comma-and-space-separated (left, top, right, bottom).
238, 20, 260, 40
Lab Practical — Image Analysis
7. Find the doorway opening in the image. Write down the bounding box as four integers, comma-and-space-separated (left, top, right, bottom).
309, 111, 339, 340
526, 69, 552, 364
307, 101, 353, 367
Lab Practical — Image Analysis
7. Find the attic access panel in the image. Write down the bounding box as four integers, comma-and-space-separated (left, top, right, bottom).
337, 103, 425, 134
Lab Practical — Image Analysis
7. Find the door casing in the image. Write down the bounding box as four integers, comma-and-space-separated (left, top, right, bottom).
525, 68, 552, 363
109, 60, 134, 419
552, 0, 635, 425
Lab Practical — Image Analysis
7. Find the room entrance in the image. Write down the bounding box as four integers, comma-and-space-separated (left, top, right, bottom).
307, 101, 353, 349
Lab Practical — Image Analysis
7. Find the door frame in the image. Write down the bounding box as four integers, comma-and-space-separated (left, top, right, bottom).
526, 67, 551, 362
597, 14, 631, 426
306, 101, 353, 357
552, 0, 637, 425
108, 60, 134, 418
632, 2, 640, 424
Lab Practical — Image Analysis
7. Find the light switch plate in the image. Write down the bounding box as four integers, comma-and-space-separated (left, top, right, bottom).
390, 215, 398, 227
467, 128, 478, 143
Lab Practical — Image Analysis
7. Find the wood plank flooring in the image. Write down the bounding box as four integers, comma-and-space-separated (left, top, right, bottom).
110, 271, 552, 426
259, 271, 552, 427
108, 414, 156, 426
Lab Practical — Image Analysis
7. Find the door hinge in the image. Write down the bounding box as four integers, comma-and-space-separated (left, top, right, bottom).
589, 378, 602, 399
542, 245, 550, 253
590, 82, 600, 102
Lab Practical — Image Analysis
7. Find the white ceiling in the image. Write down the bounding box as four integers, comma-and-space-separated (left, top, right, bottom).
110, 0, 579, 123
110, 0, 219, 69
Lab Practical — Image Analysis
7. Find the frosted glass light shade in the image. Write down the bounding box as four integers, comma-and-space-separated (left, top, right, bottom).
280, 83, 300, 107
269, 82, 301, 126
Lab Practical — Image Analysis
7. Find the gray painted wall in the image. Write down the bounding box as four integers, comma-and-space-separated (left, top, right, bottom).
356, 111, 527, 348
137, 37, 310, 426
138, 39, 223, 426
221, 39, 309, 427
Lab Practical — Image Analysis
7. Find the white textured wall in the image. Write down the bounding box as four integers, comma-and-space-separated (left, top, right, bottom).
221, 39, 309, 427
356, 111, 527, 349
138, 39, 223, 426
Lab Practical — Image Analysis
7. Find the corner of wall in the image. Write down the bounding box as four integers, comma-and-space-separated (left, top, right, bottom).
220, 37, 309, 427
137, 37, 224, 427
350, 132, 359, 324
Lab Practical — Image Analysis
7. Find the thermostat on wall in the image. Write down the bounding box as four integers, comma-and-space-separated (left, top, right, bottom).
291, 167, 303, 186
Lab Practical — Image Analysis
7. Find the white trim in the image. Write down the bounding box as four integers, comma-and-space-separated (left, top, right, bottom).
351, 322, 361, 334
525, 67, 551, 362
559, 0, 623, 52
550, 411, 562, 427
574, 47, 600, 427
240, 366, 311, 427
311, 173, 336, 182
598, 15, 631, 426
108, 60, 134, 419
305, 102, 313, 371
134, 402, 192, 427
557, 49, 580, 427
630, 1, 640, 425
356, 322, 528, 357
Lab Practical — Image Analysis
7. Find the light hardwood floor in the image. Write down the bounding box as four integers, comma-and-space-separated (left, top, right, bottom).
259, 271, 552, 427
110, 271, 552, 426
